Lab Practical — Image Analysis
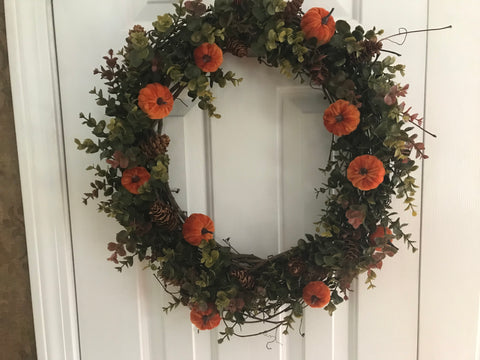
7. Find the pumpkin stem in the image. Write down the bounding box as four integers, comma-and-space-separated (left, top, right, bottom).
321, 8, 335, 25
201, 228, 213, 235
202, 54, 212, 64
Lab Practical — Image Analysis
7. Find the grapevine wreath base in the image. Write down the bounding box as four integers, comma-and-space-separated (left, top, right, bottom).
77, 0, 431, 342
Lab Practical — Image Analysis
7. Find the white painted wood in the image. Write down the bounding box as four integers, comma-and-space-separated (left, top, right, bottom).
51, 1, 193, 359
5, 0, 433, 359
420, 0, 480, 359
4, 1, 81, 360
356, 2, 427, 360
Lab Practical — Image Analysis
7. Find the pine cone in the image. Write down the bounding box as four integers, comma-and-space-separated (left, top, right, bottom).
287, 257, 306, 276
344, 237, 361, 262
230, 269, 255, 289
149, 201, 179, 231
351, 40, 383, 64
225, 38, 248, 58
364, 40, 383, 55
284, 0, 303, 23
140, 134, 170, 159
304, 266, 328, 282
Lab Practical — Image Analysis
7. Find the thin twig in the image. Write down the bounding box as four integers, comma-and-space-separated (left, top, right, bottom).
222, 238, 241, 254
265, 328, 280, 350
380, 49, 402, 57
153, 273, 181, 296
232, 323, 284, 338
410, 120, 437, 138
328, 133, 335, 163
172, 84, 187, 99
380, 25, 452, 45
321, 85, 336, 104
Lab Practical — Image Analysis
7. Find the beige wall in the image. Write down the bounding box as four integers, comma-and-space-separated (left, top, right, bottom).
0, 1, 37, 358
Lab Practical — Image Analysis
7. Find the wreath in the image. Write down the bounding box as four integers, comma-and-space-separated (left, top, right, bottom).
76, 0, 430, 342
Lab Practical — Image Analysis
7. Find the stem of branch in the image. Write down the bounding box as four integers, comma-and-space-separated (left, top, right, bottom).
380, 25, 452, 43
411, 120, 437, 138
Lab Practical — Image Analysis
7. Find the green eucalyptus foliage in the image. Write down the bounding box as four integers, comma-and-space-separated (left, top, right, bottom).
77, 0, 426, 342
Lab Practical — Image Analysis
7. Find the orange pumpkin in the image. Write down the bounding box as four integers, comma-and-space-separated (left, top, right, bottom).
138, 83, 174, 119
300, 8, 336, 45
190, 304, 221, 330
347, 155, 385, 191
193, 43, 223, 73
121, 167, 151, 194
302, 281, 331, 308
370, 226, 393, 251
182, 213, 214, 246
323, 99, 360, 136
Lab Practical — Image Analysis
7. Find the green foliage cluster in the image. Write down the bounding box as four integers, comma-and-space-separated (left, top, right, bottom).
77, 0, 427, 342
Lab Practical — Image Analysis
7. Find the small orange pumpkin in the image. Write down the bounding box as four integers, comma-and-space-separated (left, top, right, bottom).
193, 43, 223, 73
347, 155, 385, 191
323, 99, 360, 136
138, 83, 174, 119
370, 226, 393, 251
121, 167, 151, 194
300, 8, 336, 45
190, 304, 221, 330
302, 281, 331, 308
182, 213, 214, 246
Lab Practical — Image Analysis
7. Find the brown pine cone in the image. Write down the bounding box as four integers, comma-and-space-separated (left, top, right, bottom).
363, 39, 383, 56
149, 201, 179, 231
344, 237, 361, 262
284, 0, 304, 23
225, 38, 249, 58
287, 257, 306, 276
230, 269, 255, 289
304, 266, 328, 282
342, 229, 362, 262
140, 133, 170, 159
351, 40, 383, 64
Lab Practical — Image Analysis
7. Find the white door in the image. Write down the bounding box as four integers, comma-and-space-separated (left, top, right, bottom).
6, 0, 428, 359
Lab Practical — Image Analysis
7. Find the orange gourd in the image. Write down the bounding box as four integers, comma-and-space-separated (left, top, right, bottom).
302, 281, 331, 308
323, 99, 360, 136
194, 43, 223, 73
182, 213, 215, 246
121, 167, 151, 194
370, 226, 393, 251
300, 8, 336, 45
190, 304, 221, 330
347, 155, 385, 191
138, 83, 174, 119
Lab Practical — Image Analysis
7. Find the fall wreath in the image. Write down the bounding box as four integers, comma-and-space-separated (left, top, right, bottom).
76, 0, 430, 341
